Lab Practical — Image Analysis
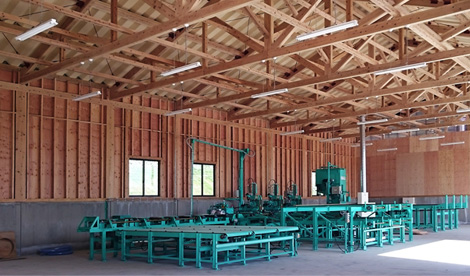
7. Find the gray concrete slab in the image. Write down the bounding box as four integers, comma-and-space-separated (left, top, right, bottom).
1, 225, 469, 275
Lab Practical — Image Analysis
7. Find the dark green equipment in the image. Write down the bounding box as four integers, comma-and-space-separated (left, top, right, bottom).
316, 162, 350, 204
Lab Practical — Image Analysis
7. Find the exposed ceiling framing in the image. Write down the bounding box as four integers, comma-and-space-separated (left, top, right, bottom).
2, 0, 470, 139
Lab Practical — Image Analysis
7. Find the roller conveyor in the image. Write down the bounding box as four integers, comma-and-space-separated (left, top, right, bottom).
120, 225, 299, 270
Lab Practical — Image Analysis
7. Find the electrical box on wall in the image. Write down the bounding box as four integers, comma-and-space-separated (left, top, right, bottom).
402, 197, 415, 204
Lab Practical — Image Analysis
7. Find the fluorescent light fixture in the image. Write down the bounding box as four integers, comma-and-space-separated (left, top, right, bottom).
419, 135, 445, 141
456, 108, 470, 113
320, 137, 342, 142
251, 88, 288, 98
391, 128, 420, 134
72, 91, 101, 101
164, 108, 192, 116
357, 118, 389, 125
296, 20, 358, 41
374, 62, 427, 76
440, 141, 465, 146
280, 129, 304, 136
15, 19, 58, 41
160, 62, 201, 77
351, 143, 373, 148
377, 147, 397, 152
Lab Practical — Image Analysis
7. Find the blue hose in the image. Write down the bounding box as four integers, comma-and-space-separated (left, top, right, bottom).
38, 245, 73, 256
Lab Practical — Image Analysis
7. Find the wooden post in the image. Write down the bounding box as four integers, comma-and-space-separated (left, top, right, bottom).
14, 79, 27, 200
106, 104, 115, 198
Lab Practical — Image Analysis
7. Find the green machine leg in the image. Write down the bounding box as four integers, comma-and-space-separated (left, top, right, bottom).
89, 233, 95, 260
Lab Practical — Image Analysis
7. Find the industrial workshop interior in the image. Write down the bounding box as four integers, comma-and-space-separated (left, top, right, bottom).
1, 0, 470, 275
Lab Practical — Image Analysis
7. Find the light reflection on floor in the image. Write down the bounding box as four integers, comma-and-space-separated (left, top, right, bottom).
379, 240, 470, 266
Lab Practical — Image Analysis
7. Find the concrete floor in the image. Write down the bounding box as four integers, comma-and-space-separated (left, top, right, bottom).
2, 225, 470, 275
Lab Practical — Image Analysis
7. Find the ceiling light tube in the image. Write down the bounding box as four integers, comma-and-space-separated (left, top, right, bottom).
296, 20, 358, 41
320, 137, 343, 142
72, 91, 101, 101
357, 118, 389, 125
160, 62, 201, 77
456, 108, 470, 113
419, 135, 445, 141
251, 88, 288, 98
391, 128, 420, 134
164, 108, 192, 116
280, 129, 304, 136
15, 19, 58, 41
351, 143, 373, 148
440, 141, 465, 146
377, 147, 397, 152
374, 62, 427, 76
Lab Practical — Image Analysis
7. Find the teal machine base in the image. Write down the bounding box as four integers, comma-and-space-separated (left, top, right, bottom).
120, 225, 298, 270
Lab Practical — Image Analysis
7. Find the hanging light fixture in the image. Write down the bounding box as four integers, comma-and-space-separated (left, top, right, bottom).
160, 62, 201, 77
374, 63, 427, 76
164, 108, 192, 116
440, 141, 465, 146
357, 118, 388, 125
251, 88, 288, 98
15, 19, 58, 41
391, 128, 420, 134
296, 20, 358, 41
419, 135, 445, 141
280, 129, 304, 136
377, 147, 398, 152
73, 91, 101, 101
320, 137, 342, 142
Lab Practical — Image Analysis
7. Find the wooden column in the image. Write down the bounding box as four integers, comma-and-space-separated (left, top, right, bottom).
105, 104, 115, 198
14, 83, 27, 200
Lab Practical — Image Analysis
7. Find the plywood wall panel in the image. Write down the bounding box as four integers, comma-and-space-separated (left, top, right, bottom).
0, 89, 13, 111
0, 112, 13, 199
368, 132, 470, 197
438, 150, 454, 195
66, 122, 78, 198
90, 124, 102, 198
78, 123, 90, 198
41, 118, 54, 199
53, 119, 66, 199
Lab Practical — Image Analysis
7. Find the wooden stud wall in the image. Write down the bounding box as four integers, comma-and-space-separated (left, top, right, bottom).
366, 132, 470, 197
0, 69, 359, 201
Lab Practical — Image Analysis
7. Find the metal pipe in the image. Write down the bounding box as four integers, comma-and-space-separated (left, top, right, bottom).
190, 139, 195, 217
238, 150, 248, 206
360, 115, 367, 193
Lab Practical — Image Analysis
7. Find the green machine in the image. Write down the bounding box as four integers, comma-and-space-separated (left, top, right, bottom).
316, 162, 350, 204
263, 180, 284, 213
239, 178, 263, 213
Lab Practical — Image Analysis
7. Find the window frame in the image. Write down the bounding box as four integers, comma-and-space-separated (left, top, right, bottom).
192, 162, 216, 197
128, 158, 161, 197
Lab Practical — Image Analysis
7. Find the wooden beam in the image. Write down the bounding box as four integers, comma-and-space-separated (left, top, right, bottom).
112, 1, 470, 99
238, 73, 470, 124
192, 46, 470, 112
20, 0, 257, 83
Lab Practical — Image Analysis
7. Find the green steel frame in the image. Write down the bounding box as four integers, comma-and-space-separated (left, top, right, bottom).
120, 225, 298, 270
413, 195, 468, 232
77, 215, 230, 261
280, 203, 413, 253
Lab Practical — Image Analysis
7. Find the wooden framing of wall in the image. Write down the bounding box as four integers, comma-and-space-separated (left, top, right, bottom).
365, 132, 470, 197
0, 69, 358, 201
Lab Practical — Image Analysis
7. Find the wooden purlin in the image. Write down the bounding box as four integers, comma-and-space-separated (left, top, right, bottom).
112, 1, 470, 100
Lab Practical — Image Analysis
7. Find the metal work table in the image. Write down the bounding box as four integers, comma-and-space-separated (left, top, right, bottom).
120, 225, 299, 270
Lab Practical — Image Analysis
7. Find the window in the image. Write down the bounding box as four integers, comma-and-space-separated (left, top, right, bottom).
129, 159, 160, 197
193, 163, 215, 196
311, 171, 317, 196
